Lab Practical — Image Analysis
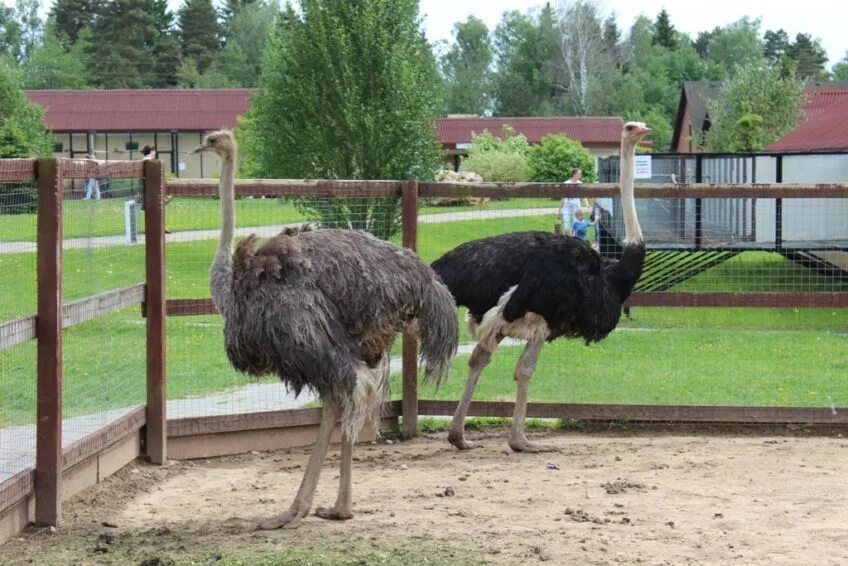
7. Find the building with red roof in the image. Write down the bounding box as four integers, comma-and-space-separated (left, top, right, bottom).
765, 95, 848, 152
671, 81, 848, 154
26, 89, 626, 177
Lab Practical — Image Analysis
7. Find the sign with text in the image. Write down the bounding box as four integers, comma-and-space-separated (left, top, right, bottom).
634, 155, 652, 179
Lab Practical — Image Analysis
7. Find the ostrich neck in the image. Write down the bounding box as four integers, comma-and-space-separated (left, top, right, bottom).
211, 154, 235, 315
619, 144, 643, 245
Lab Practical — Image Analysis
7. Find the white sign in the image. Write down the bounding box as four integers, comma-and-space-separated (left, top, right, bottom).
178, 161, 187, 171
634, 154, 652, 179
455, 142, 472, 150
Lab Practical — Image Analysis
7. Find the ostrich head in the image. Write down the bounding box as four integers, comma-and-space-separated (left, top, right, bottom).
622, 121, 651, 147
191, 129, 237, 160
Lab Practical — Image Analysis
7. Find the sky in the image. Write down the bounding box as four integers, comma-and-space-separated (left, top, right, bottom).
5, 0, 845, 67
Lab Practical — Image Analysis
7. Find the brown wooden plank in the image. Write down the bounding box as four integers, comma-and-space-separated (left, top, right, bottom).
60, 160, 144, 180
168, 407, 325, 437
144, 160, 167, 465
418, 181, 848, 199
416, 400, 848, 424
63, 284, 146, 327
0, 159, 37, 183
0, 285, 145, 351
626, 292, 848, 308
0, 316, 36, 350
35, 158, 62, 527
166, 179, 403, 198
165, 298, 218, 316
0, 469, 35, 515
61, 407, 146, 471
167, 403, 402, 438
401, 180, 419, 438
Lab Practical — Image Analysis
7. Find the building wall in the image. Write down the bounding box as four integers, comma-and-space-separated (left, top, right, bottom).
49, 131, 225, 179
673, 102, 696, 153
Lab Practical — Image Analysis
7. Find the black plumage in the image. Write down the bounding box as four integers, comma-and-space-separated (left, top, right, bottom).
433, 231, 644, 344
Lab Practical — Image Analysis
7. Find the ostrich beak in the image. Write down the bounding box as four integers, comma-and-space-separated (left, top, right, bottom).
633, 126, 651, 137
190, 143, 208, 154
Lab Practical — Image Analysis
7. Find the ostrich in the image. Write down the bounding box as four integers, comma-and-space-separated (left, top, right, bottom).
192, 130, 458, 528
432, 122, 650, 453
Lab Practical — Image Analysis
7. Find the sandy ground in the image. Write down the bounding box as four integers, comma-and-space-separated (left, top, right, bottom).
4, 427, 848, 565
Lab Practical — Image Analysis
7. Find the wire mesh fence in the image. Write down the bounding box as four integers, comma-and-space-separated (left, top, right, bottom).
415, 186, 848, 411
0, 178, 39, 485
164, 188, 406, 420
60, 174, 147, 463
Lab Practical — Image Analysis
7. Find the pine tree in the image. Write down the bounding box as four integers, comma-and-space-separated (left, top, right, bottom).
86, 0, 159, 88
786, 33, 828, 79
652, 9, 676, 50
178, 0, 221, 73
48, 0, 98, 45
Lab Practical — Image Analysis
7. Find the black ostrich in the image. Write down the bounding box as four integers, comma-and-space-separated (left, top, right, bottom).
432, 122, 650, 453
193, 130, 458, 528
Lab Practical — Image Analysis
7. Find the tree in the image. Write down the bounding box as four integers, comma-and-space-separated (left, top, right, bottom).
652, 9, 676, 50
832, 51, 848, 81
1, 0, 41, 63
440, 16, 492, 115
763, 29, 789, 63
527, 133, 594, 182
48, 0, 98, 45
490, 5, 563, 116
703, 61, 804, 152
86, 0, 160, 88
21, 23, 89, 89
556, 0, 605, 115
704, 17, 764, 76
221, 0, 259, 42
785, 33, 828, 79
150, 0, 181, 87
241, 0, 443, 239
692, 28, 717, 59
217, 0, 277, 86
178, 0, 220, 73
0, 63, 53, 158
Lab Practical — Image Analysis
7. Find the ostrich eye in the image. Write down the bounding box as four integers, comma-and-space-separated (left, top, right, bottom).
626, 125, 634, 131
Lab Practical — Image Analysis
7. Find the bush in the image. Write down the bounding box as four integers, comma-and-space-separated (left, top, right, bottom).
0, 186, 37, 215
460, 126, 532, 182
528, 134, 595, 182
461, 150, 531, 182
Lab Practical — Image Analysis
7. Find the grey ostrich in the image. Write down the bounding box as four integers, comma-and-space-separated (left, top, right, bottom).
432, 122, 650, 453
193, 130, 458, 529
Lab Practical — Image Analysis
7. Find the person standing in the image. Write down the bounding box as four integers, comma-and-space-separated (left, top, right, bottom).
560, 167, 583, 236
83, 153, 100, 200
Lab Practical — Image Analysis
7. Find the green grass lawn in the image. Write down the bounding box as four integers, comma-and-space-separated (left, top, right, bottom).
0, 211, 846, 427
0, 196, 549, 243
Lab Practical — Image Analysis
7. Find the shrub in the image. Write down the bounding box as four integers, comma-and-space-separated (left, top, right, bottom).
528, 134, 595, 182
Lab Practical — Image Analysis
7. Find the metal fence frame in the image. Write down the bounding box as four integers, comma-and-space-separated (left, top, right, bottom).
1, 158, 847, 533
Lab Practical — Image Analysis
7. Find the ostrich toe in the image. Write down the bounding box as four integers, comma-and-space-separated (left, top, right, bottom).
315, 505, 353, 521
257, 507, 310, 530
447, 430, 479, 451
508, 437, 560, 453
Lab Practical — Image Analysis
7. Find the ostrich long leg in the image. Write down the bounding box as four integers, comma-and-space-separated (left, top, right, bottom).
448, 339, 501, 450
258, 400, 340, 530
315, 430, 353, 520
508, 339, 557, 453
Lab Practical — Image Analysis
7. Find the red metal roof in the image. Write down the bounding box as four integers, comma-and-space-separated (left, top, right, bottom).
25, 90, 624, 147
765, 96, 848, 152
436, 116, 624, 147
801, 86, 848, 120
25, 89, 255, 132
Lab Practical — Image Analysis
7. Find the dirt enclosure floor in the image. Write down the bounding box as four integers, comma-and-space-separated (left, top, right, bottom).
5, 427, 848, 565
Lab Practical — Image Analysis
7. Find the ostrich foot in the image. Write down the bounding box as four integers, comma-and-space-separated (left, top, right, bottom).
257, 506, 310, 530
447, 430, 478, 451
508, 437, 560, 453
315, 505, 353, 521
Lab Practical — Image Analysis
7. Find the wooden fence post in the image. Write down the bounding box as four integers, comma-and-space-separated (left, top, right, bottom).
35, 158, 62, 526
401, 180, 419, 439
144, 160, 167, 464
